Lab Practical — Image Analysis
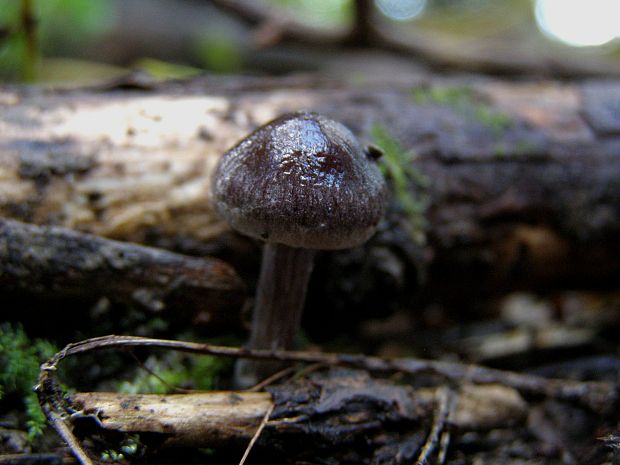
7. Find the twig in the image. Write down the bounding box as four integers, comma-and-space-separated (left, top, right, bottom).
238, 403, 274, 465
38, 402, 93, 465
248, 363, 328, 392
414, 387, 453, 465
437, 426, 451, 465
248, 366, 298, 392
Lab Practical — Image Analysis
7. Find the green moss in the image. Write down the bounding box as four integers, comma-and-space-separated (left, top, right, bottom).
412, 86, 513, 134
412, 86, 473, 106
0, 324, 57, 440
269, 0, 353, 28
0, 0, 116, 82
371, 124, 430, 246
194, 29, 243, 73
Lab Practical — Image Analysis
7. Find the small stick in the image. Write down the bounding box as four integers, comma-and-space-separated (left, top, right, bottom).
39, 403, 93, 465
248, 366, 298, 392
437, 427, 451, 465
238, 403, 274, 465
414, 387, 453, 465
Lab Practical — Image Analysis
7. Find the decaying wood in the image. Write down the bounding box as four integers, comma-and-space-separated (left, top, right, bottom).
71, 391, 272, 447
69, 381, 524, 448
0, 218, 245, 321
1, 75, 619, 297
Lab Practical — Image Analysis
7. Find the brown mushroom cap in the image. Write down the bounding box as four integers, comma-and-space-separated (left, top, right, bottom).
212, 112, 387, 250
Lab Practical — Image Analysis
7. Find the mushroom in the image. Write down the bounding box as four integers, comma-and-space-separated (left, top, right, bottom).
211, 112, 387, 385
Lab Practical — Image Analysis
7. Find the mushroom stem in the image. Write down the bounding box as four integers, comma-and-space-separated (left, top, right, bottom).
236, 243, 315, 386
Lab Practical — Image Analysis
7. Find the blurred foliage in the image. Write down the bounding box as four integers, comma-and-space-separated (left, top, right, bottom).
0, 324, 57, 440
0, 0, 116, 81
194, 27, 244, 74
414, 0, 533, 37
269, 0, 353, 28
1, 0, 617, 83
37, 57, 125, 86
371, 124, 430, 246
133, 57, 202, 80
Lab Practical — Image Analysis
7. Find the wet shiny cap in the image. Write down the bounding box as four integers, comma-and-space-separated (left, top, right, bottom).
212, 112, 388, 250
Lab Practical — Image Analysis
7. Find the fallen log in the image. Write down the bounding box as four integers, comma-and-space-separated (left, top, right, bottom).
0, 218, 245, 326
1, 74, 619, 299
